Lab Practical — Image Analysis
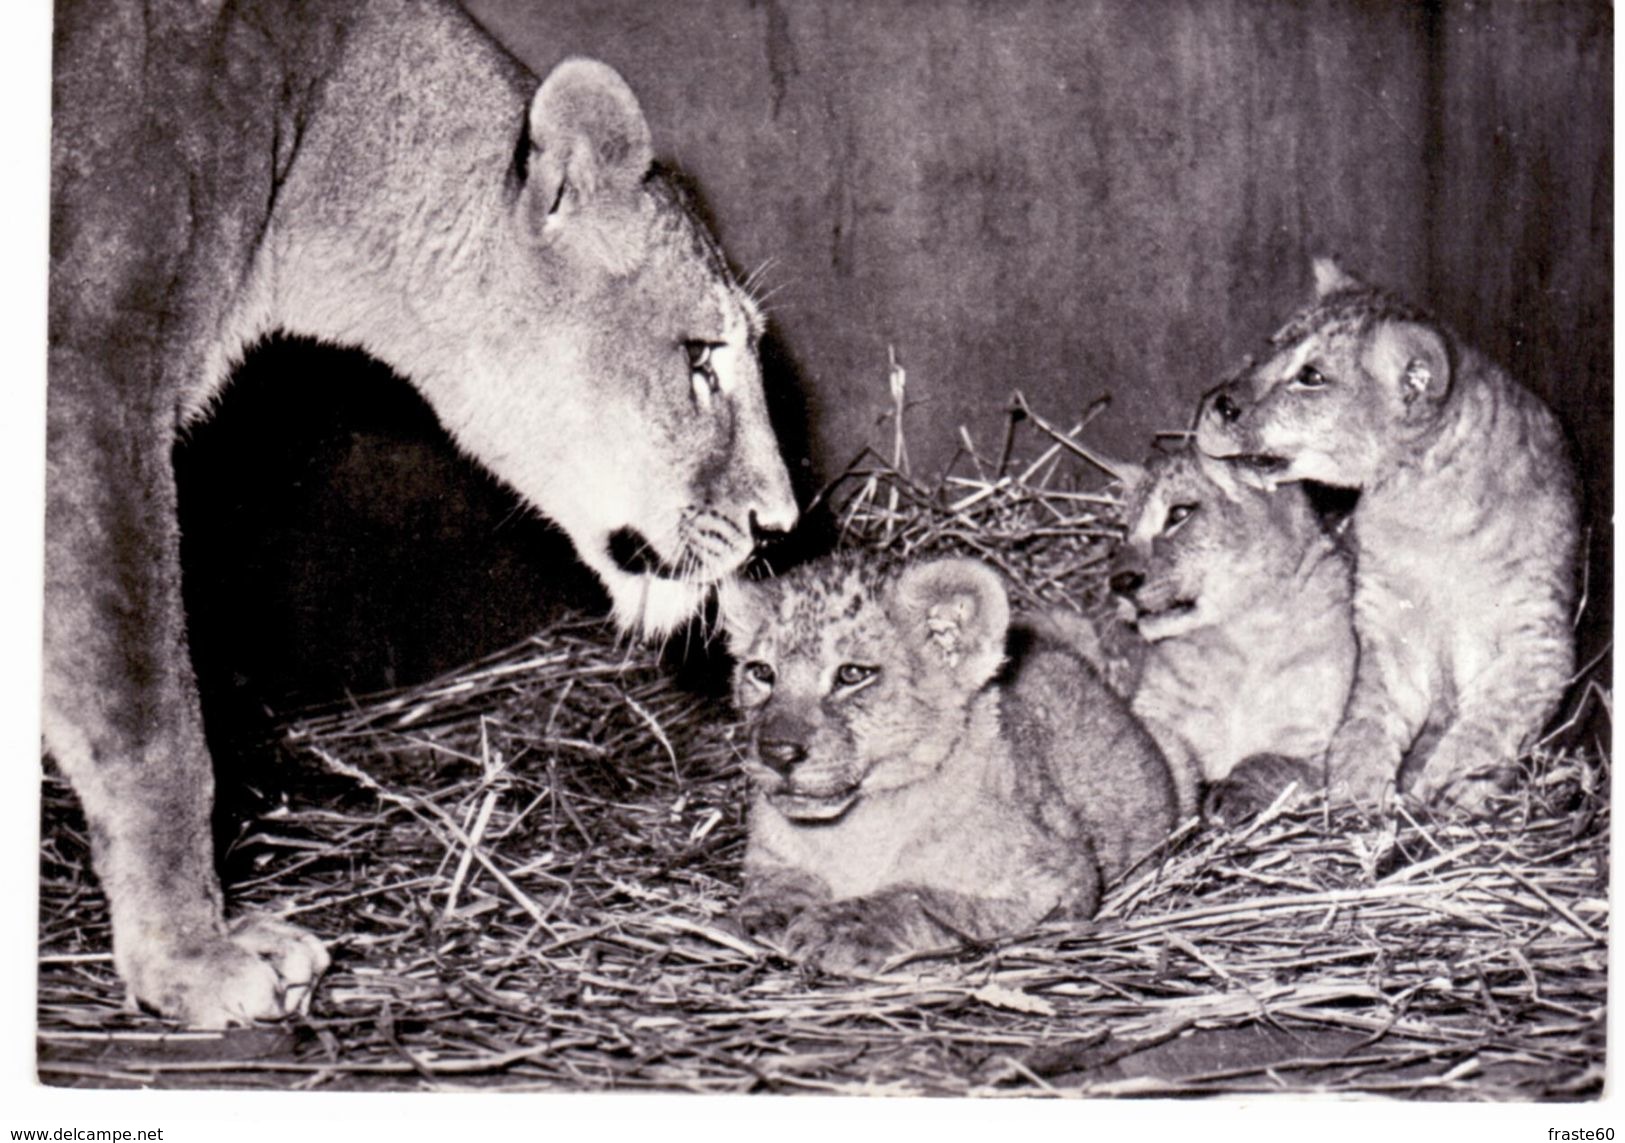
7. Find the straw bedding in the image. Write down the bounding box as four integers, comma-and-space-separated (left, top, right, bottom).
36, 392, 1608, 1097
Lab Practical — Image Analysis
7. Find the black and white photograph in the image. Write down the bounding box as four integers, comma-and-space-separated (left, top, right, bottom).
17, 0, 1612, 1122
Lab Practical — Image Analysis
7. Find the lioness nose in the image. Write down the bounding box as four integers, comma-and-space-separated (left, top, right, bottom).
749, 507, 795, 545
1211, 392, 1242, 423
1110, 570, 1145, 598
757, 738, 808, 775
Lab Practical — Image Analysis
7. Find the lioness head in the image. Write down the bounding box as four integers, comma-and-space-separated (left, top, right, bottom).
1109, 450, 1327, 642
722, 555, 1009, 823
1193, 257, 1454, 491
411, 59, 796, 636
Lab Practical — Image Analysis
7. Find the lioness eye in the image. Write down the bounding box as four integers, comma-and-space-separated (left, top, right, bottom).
744, 661, 774, 685
1293, 364, 1328, 389
684, 340, 721, 399
1165, 503, 1198, 529
834, 663, 878, 688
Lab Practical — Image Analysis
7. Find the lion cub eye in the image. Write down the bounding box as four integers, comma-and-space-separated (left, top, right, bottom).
834, 663, 878, 688
1291, 364, 1329, 390
684, 340, 721, 404
1164, 503, 1198, 531
743, 661, 775, 686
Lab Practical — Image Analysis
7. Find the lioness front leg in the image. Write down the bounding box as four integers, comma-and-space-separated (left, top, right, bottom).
45, 709, 330, 1028
43, 407, 328, 1027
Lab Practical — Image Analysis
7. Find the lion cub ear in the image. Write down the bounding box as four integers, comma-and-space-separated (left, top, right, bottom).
1311, 255, 1365, 300
888, 559, 1011, 691
523, 58, 653, 222
1365, 320, 1452, 415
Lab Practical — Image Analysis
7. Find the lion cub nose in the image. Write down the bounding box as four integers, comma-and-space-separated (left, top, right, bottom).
757, 738, 808, 775
1110, 570, 1145, 598
1211, 392, 1243, 423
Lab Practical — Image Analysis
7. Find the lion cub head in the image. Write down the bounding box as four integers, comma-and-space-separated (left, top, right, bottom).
1193, 257, 1453, 490
722, 555, 1010, 823
1110, 449, 1330, 643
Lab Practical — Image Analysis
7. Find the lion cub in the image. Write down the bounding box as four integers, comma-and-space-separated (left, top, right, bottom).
1109, 449, 1355, 815
1195, 258, 1578, 812
721, 554, 1178, 974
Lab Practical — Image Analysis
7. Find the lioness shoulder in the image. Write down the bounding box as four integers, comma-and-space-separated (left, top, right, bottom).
1195, 258, 1577, 813
720, 554, 1178, 975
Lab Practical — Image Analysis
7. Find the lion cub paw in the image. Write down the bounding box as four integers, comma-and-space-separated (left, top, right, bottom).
125, 916, 330, 1029
783, 898, 916, 976
1323, 721, 1401, 811
1203, 753, 1320, 827
1407, 736, 1518, 816
734, 895, 804, 942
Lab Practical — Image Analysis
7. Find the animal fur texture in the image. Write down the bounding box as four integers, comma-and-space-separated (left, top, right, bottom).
1194, 258, 1578, 813
48, 0, 793, 1025
721, 554, 1178, 975
1109, 448, 1355, 817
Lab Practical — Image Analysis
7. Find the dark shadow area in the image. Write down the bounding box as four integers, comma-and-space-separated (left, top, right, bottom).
748, 326, 842, 576
757, 326, 825, 511
176, 336, 610, 759
1300, 481, 1361, 535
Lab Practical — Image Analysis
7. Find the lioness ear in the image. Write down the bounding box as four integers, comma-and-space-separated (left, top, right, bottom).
524, 58, 652, 221
888, 558, 1011, 690
1311, 255, 1364, 300
1365, 320, 1451, 413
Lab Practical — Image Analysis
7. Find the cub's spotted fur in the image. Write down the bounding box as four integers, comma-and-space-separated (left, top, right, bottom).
1109, 449, 1355, 814
722, 555, 1178, 975
1195, 258, 1577, 813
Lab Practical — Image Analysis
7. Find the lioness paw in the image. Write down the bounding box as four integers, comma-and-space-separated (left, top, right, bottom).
125, 916, 330, 1029
226, 915, 331, 1015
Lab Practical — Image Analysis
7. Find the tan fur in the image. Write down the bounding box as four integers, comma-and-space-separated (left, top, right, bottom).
1109, 449, 1355, 808
1194, 259, 1577, 813
48, 0, 794, 1026
721, 555, 1178, 975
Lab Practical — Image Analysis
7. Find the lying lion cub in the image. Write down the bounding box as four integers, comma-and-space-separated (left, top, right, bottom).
721, 554, 1178, 974
1109, 448, 1355, 817
1196, 258, 1579, 812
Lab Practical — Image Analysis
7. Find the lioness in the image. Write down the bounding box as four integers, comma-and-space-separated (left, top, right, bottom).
721, 555, 1177, 974
49, 0, 795, 1026
1108, 448, 1355, 814
1194, 258, 1577, 813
